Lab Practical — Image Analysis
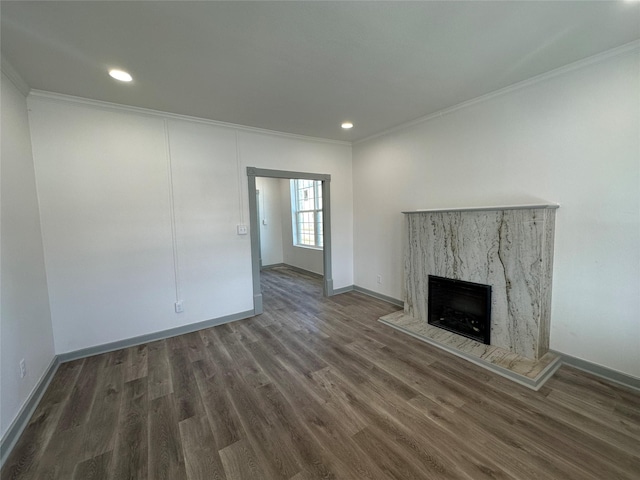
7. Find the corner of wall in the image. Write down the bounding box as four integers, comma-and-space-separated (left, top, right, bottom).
1, 56, 30, 97
1, 61, 56, 459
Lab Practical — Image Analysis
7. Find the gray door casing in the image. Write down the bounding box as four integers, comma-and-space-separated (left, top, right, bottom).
246, 167, 333, 315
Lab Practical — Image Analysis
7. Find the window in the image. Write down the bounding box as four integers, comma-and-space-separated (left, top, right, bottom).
291, 179, 323, 248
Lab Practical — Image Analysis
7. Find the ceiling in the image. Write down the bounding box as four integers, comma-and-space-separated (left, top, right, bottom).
2, 1, 639, 142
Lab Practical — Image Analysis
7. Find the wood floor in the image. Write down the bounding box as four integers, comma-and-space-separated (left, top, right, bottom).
3, 266, 640, 479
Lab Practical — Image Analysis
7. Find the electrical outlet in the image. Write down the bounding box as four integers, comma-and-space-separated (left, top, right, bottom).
19, 359, 26, 379
377, 275, 382, 285
237, 224, 248, 235
175, 300, 184, 313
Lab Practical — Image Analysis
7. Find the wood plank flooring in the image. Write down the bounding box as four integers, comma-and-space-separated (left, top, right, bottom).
2, 266, 639, 479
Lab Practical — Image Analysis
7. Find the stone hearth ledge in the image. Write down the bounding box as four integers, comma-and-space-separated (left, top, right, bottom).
379, 310, 562, 390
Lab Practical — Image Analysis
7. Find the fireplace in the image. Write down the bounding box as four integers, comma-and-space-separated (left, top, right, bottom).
379, 204, 560, 388
428, 275, 491, 345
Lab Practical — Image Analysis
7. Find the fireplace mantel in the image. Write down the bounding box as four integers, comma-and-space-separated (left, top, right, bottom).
403, 203, 559, 214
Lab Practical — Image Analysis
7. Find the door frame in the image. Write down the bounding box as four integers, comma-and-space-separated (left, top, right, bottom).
247, 167, 333, 315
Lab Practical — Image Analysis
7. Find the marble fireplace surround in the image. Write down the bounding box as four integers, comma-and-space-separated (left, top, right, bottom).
379, 203, 562, 389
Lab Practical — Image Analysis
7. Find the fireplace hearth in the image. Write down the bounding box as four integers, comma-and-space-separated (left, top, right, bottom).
428, 275, 491, 345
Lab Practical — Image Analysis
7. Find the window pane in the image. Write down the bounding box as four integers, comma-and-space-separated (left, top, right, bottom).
298, 210, 315, 246
292, 179, 323, 248
317, 210, 323, 247
316, 182, 322, 209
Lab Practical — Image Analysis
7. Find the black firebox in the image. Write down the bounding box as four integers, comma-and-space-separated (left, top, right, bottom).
428, 275, 491, 345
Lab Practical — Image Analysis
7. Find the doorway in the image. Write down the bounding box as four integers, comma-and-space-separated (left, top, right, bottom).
247, 167, 334, 315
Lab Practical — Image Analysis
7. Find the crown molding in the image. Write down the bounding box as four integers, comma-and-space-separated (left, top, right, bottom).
27, 90, 352, 147
23, 39, 640, 148
1, 56, 30, 97
354, 40, 640, 146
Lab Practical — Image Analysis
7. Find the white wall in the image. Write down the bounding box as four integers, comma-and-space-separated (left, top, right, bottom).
29, 101, 179, 354
1, 72, 55, 440
27, 95, 352, 353
256, 177, 284, 266
167, 119, 255, 326
353, 48, 640, 378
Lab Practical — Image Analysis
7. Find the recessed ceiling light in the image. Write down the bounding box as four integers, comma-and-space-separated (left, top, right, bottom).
108, 69, 133, 82
341, 122, 353, 129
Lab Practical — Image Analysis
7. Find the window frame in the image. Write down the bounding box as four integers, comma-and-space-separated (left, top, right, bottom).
290, 179, 323, 249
